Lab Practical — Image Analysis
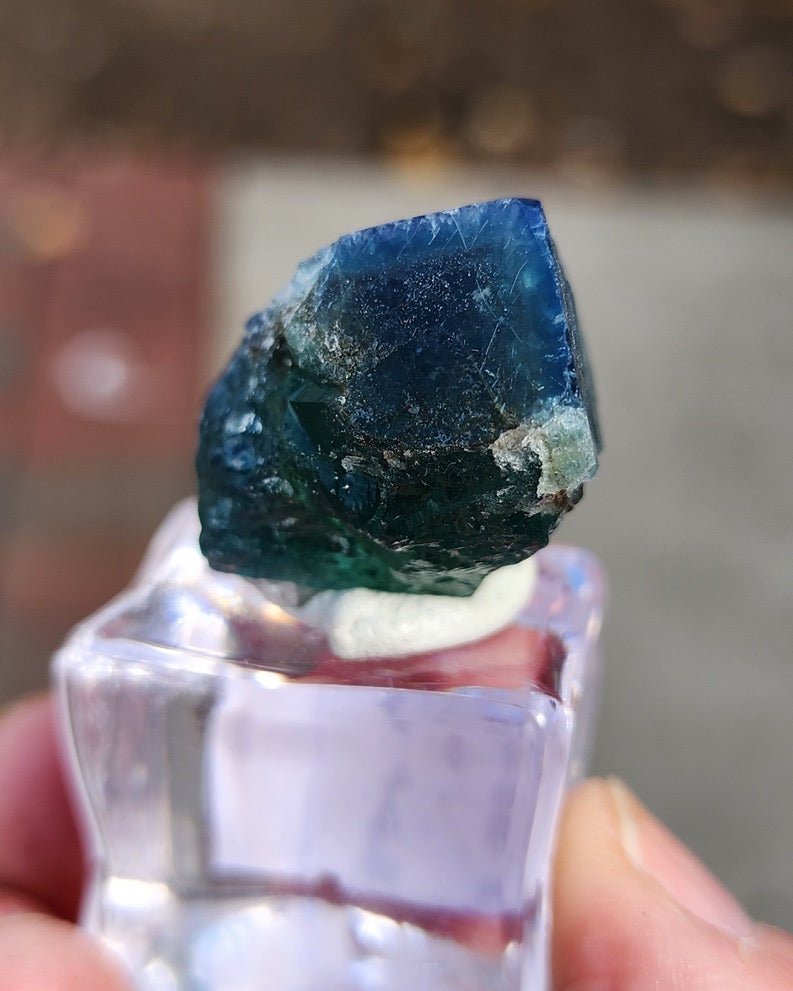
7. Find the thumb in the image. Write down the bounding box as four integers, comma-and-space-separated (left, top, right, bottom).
553, 777, 793, 991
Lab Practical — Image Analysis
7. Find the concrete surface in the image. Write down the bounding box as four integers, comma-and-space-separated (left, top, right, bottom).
212, 160, 793, 928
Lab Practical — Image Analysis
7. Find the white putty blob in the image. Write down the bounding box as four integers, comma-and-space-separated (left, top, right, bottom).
294, 556, 537, 659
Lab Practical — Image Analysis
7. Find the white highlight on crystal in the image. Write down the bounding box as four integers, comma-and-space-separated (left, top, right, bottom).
295, 556, 537, 660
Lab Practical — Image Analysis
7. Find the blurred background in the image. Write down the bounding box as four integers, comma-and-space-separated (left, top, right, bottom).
0, 0, 792, 930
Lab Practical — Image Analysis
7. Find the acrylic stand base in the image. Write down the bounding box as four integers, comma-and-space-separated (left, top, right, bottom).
53, 501, 604, 991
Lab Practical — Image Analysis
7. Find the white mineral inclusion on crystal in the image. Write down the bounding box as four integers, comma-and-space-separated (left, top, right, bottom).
491, 403, 597, 498
530, 405, 598, 497
296, 556, 537, 660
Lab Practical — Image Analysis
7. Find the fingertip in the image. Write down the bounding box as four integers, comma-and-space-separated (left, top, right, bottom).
604, 776, 753, 939
748, 924, 793, 970
552, 777, 779, 991
0, 914, 131, 991
553, 777, 665, 990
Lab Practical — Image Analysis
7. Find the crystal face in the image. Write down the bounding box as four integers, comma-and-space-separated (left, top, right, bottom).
54, 502, 605, 991
197, 199, 600, 595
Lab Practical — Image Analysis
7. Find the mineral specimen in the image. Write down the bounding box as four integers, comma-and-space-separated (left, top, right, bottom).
197, 198, 600, 595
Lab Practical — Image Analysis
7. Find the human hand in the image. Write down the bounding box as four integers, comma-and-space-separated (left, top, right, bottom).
1, 694, 792, 991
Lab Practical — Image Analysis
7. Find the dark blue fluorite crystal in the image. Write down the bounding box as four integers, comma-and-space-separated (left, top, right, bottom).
197, 198, 600, 595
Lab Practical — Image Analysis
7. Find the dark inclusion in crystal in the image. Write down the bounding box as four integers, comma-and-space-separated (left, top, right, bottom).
197, 198, 601, 596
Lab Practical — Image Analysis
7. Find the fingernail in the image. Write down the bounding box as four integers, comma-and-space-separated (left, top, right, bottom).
607, 776, 755, 939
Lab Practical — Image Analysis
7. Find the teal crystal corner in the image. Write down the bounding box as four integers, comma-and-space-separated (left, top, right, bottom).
196, 198, 601, 595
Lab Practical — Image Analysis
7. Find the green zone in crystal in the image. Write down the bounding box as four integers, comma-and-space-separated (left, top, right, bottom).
196, 198, 600, 595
